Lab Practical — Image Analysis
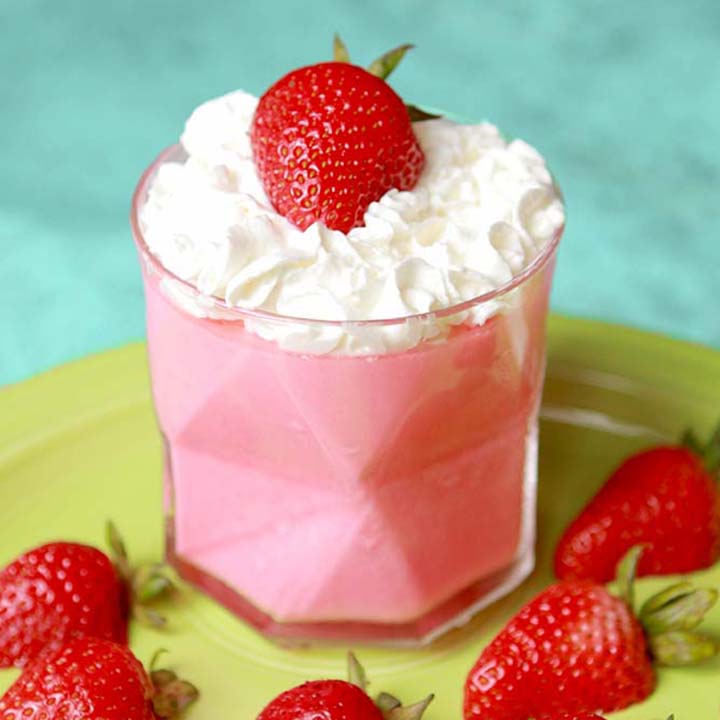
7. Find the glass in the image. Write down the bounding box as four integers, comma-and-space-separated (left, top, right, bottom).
131, 145, 562, 645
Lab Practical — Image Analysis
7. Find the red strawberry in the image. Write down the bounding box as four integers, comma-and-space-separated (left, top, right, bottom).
0, 523, 174, 668
251, 37, 425, 233
0, 542, 126, 668
555, 424, 720, 583
0, 638, 197, 720
258, 679, 382, 720
257, 652, 432, 720
464, 547, 717, 719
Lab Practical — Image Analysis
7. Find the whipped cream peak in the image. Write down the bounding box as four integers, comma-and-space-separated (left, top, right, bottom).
139, 90, 564, 354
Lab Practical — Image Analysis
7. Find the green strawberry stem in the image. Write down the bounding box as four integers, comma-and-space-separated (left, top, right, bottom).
406, 105, 441, 121
148, 649, 199, 718
347, 651, 368, 691
616, 546, 719, 666
367, 44, 415, 80
649, 630, 718, 666
149, 648, 173, 678
346, 652, 433, 720
616, 544, 644, 610
106, 520, 176, 629
681, 419, 720, 474
333, 34, 350, 63
376, 692, 434, 720
705, 420, 720, 471
332, 34, 412, 81
640, 585, 718, 634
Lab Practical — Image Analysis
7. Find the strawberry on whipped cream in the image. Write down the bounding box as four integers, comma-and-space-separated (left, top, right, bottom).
140, 90, 564, 355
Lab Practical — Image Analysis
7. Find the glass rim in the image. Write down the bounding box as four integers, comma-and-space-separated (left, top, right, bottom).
130, 144, 564, 329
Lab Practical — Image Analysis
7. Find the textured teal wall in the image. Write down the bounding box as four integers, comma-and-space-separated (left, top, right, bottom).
2, 0, 719, 384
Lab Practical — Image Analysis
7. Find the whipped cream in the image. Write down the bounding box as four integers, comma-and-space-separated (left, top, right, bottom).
139, 91, 564, 355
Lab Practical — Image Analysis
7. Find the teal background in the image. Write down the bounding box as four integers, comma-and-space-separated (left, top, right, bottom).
2, 0, 719, 385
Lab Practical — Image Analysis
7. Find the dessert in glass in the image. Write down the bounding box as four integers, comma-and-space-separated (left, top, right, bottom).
130, 56, 564, 644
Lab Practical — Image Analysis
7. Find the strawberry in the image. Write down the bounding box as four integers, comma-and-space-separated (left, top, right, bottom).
251, 36, 426, 233
464, 547, 717, 719
257, 652, 432, 720
258, 680, 382, 720
0, 638, 197, 720
0, 542, 125, 668
554, 423, 720, 582
0, 523, 174, 668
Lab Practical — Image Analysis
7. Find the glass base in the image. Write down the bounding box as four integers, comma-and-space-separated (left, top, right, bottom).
164, 422, 539, 646
166, 528, 534, 647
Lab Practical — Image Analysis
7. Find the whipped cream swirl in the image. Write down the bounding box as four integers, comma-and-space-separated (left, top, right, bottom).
139, 91, 564, 355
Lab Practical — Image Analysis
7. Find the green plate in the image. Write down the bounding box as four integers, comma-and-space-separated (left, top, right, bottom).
2, 316, 720, 718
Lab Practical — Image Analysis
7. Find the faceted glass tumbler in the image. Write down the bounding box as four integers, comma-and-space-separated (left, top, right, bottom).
131, 146, 562, 645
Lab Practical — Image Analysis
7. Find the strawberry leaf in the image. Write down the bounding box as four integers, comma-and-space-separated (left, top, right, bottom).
639, 581, 695, 616
149, 648, 170, 673
134, 565, 176, 604
381, 694, 434, 720
615, 544, 645, 610
151, 668, 178, 689
135, 605, 168, 628
148, 651, 199, 718
106, 520, 131, 581
152, 680, 199, 718
368, 44, 414, 80
640, 578, 720, 665
347, 651, 368, 691
704, 419, 720, 472
681, 428, 703, 455
354, 663, 433, 720
376, 692, 402, 712
641, 586, 718, 634
333, 34, 350, 63
406, 104, 442, 122
106, 521, 176, 629
680, 419, 720, 473
650, 630, 718, 666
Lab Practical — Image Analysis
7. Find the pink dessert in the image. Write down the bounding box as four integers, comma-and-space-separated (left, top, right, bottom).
131, 43, 565, 643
